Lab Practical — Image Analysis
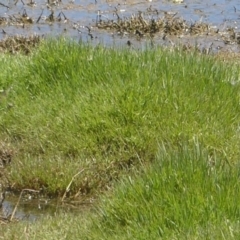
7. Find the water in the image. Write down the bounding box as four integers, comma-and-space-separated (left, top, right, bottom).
1, 192, 88, 221
2, 195, 57, 221
1, 0, 240, 50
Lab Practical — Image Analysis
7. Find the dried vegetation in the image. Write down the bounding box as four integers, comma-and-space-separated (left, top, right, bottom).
96, 8, 215, 37
0, 35, 41, 54
0, 0, 68, 26
96, 7, 240, 47
0, 141, 13, 169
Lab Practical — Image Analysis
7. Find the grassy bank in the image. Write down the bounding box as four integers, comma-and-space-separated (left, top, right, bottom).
0, 39, 240, 238
0, 39, 239, 196
2, 144, 240, 239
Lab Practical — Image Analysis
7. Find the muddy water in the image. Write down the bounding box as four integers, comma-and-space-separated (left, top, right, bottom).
1, 0, 240, 51
1, 192, 87, 221
1, 0, 240, 220
2, 195, 57, 221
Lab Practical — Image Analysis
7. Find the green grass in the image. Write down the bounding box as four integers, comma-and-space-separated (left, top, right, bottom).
0, 38, 239, 196
2, 143, 240, 239
91, 143, 240, 239
0, 38, 240, 239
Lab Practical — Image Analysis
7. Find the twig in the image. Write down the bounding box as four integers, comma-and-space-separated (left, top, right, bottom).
36, 9, 43, 24
10, 189, 39, 221
61, 11, 68, 21
61, 169, 85, 202
0, 2, 9, 9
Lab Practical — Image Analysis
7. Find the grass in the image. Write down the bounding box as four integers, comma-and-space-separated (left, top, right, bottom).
0, 38, 239, 196
91, 143, 240, 239
2, 143, 240, 239
0, 38, 240, 238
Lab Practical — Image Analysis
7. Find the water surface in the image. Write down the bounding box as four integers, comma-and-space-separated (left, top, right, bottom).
0, 0, 240, 50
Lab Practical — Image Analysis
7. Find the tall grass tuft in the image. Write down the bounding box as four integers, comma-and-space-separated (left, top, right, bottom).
0, 38, 239, 195
89, 143, 240, 239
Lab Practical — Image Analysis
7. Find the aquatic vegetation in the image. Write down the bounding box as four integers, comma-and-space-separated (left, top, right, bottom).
97, 9, 212, 37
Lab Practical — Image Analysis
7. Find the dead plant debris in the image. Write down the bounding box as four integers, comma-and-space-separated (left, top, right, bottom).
0, 142, 13, 168
96, 9, 240, 47
96, 10, 214, 37
0, 35, 42, 54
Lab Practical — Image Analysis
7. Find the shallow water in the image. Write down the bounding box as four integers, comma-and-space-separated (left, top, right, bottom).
1, 192, 87, 221
1, 0, 240, 51
2, 195, 56, 221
